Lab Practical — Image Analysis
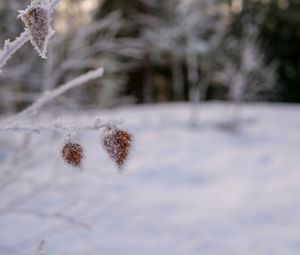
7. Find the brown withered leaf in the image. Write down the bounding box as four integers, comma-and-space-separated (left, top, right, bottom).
102, 127, 133, 169
20, 6, 53, 58
61, 143, 84, 167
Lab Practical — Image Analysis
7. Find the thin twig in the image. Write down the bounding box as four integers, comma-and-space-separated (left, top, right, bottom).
0, 120, 108, 133
33, 240, 46, 255
0, 207, 91, 230
0, 32, 30, 73
1, 67, 104, 125
50, 0, 62, 10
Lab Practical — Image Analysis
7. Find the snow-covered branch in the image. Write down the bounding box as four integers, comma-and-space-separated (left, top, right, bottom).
0, 118, 107, 133
0, 32, 30, 73
42, 10, 142, 92
2, 67, 104, 124
50, 0, 62, 10
0, 207, 90, 229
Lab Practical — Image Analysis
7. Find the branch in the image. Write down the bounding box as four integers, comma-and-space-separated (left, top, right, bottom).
50, 0, 62, 10
2, 208, 91, 230
33, 240, 46, 255
0, 32, 30, 73
0, 119, 109, 133
2, 67, 104, 125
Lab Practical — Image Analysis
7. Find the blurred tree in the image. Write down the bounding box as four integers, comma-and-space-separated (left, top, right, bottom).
233, 0, 300, 102
261, 0, 300, 102
1, 0, 300, 114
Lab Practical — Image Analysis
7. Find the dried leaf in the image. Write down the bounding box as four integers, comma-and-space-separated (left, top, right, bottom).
102, 126, 132, 169
61, 143, 84, 167
19, 0, 54, 58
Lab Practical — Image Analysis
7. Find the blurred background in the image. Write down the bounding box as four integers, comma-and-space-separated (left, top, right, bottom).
0, 0, 299, 113
0, 1, 300, 255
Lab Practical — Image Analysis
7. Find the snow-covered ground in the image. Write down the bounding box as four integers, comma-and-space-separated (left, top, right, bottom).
0, 103, 300, 255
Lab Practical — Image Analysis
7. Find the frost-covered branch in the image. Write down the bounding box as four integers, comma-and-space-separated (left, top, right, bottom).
2, 67, 104, 124
0, 32, 30, 73
225, 26, 277, 102
0, 207, 90, 229
0, 119, 107, 133
50, 0, 62, 10
0, 116, 132, 169
42, 10, 142, 92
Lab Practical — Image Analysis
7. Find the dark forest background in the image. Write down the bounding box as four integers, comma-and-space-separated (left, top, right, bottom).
0, 0, 299, 113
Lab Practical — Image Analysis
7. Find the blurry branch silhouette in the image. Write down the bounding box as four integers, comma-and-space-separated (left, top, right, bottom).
2, 67, 104, 125
135, 1, 277, 128
33, 240, 46, 255
186, 51, 200, 126
0, 134, 33, 196
41, 10, 142, 107
228, 27, 276, 102
43, 11, 122, 91
0, 135, 87, 247
215, 25, 278, 130
0, 117, 109, 134
0, 207, 90, 229
138, 0, 227, 125
50, 0, 61, 10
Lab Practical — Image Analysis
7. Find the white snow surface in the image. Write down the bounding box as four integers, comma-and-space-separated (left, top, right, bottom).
0, 102, 300, 255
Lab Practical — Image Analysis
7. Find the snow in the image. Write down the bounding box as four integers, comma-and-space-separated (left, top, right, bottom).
0, 102, 300, 255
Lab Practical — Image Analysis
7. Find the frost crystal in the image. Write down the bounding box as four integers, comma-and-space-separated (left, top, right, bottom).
102, 126, 132, 169
19, 0, 54, 58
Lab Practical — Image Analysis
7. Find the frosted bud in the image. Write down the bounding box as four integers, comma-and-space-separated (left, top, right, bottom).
61, 142, 84, 168
102, 125, 133, 169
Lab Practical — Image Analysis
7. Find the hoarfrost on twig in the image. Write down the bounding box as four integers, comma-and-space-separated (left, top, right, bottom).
1, 67, 104, 125
0, 32, 30, 73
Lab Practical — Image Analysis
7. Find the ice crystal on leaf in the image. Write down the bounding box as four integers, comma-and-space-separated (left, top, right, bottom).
102, 125, 133, 169
61, 143, 85, 167
18, 0, 54, 58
